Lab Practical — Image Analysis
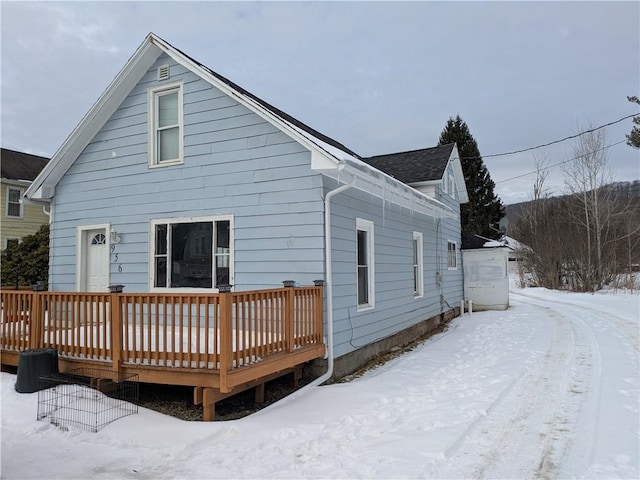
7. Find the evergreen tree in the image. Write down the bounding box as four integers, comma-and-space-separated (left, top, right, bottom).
1, 224, 49, 287
438, 115, 504, 239
626, 96, 640, 149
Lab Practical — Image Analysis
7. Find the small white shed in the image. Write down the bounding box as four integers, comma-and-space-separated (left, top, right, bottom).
461, 240, 510, 311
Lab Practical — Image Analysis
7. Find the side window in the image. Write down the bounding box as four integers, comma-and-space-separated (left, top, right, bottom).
149, 82, 183, 167
447, 240, 458, 270
413, 232, 423, 298
356, 218, 375, 310
6, 188, 23, 218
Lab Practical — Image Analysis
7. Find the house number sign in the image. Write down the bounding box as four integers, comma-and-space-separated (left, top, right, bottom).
111, 244, 123, 273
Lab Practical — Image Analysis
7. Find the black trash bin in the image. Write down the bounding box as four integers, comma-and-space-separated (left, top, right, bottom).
15, 348, 59, 393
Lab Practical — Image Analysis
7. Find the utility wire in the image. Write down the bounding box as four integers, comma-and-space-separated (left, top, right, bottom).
496, 139, 627, 184
460, 113, 638, 160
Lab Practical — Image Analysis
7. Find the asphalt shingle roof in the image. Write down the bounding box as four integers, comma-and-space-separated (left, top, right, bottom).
1, 148, 50, 182
362, 143, 455, 183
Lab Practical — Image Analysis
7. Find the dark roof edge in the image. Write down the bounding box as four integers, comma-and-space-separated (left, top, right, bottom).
363, 142, 456, 161
169, 41, 362, 159
1, 148, 50, 161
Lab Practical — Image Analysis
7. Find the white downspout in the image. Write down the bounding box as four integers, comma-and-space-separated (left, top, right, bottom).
271, 174, 355, 406
314, 178, 355, 385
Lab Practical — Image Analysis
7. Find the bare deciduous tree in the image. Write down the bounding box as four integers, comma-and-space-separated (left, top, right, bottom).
562, 125, 613, 290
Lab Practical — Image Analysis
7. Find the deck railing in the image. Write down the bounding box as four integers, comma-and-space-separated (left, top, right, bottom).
1, 284, 324, 391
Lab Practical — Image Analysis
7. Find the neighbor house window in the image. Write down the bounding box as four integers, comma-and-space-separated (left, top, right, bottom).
356, 218, 375, 310
413, 232, 424, 298
6, 188, 23, 218
151, 216, 233, 290
447, 240, 457, 269
4, 238, 20, 249
149, 82, 183, 166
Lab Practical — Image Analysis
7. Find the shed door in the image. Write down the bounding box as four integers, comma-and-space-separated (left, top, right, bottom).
83, 230, 108, 292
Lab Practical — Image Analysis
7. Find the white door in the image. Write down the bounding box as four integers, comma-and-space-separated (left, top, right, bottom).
85, 230, 108, 292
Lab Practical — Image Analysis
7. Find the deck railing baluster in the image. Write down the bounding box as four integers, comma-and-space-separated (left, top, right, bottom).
2, 284, 324, 387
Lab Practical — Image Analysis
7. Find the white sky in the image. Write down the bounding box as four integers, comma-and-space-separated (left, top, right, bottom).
1, 0, 639, 204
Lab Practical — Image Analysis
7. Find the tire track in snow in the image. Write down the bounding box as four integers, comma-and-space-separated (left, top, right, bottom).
519, 293, 639, 479
450, 297, 598, 479
511, 290, 639, 352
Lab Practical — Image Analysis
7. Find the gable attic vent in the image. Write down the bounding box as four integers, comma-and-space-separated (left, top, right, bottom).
158, 65, 170, 81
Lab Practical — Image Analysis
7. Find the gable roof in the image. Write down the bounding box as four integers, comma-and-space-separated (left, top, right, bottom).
1, 148, 49, 182
25, 33, 458, 218
362, 144, 455, 183
172, 44, 361, 160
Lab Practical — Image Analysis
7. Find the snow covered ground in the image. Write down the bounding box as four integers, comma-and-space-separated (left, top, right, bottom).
2, 283, 638, 479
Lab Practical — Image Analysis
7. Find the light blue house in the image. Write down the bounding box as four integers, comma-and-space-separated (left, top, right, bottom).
26, 33, 468, 378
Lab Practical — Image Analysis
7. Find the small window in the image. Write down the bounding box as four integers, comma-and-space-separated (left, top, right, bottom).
356, 218, 375, 310
448, 174, 456, 198
151, 216, 233, 290
4, 238, 20, 249
6, 188, 23, 218
91, 233, 107, 245
413, 232, 423, 297
447, 241, 457, 270
149, 83, 183, 167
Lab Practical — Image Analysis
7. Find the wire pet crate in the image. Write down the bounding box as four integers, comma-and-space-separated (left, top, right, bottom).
37, 368, 139, 432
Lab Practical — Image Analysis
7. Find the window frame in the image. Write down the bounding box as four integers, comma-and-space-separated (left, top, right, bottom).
4, 237, 20, 249
412, 231, 424, 298
6, 187, 23, 218
148, 81, 184, 168
149, 215, 234, 293
447, 240, 458, 270
356, 218, 375, 311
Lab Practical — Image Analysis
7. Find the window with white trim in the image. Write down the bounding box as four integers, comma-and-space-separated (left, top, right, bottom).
413, 232, 423, 297
151, 216, 233, 290
447, 240, 457, 269
6, 187, 23, 218
356, 218, 375, 310
149, 82, 183, 166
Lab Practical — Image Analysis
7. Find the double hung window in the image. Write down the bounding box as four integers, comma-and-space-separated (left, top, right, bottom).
447, 240, 457, 269
413, 232, 424, 297
149, 82, 183, 166
356, 218, 375, 310
6, 188, 22, 218
151, 216, 232, 290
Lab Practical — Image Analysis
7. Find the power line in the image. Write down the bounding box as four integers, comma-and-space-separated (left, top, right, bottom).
460, 113, 638, 160
496, 139, 628, 184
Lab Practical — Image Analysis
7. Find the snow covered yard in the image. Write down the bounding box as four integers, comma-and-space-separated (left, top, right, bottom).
1, 286, 638, 479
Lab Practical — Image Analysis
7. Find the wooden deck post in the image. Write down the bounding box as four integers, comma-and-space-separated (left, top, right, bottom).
313, 280, 324, 344
219, 285, 233, 393
283, 281, 295, 352
109, 289, 123, 373
28, 291, 41, 349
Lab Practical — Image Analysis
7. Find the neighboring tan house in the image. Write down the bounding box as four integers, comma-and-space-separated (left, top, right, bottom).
25, 33, 469, 378
1, 148, 50, 249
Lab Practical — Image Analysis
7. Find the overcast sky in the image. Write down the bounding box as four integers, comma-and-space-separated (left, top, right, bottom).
1, 1, 639, 204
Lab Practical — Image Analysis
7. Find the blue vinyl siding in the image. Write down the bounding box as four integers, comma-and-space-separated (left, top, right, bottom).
50, 54, 325, 292
325, 175, 462, 358
47, 50, 465, 362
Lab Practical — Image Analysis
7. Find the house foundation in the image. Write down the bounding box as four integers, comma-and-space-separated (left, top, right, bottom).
310, 307, 460, 382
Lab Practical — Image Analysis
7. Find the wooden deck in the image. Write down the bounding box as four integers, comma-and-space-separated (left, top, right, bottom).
0, 284, 325, 420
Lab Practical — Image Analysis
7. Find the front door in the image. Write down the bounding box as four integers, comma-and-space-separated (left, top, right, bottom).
84, 230, 108, 292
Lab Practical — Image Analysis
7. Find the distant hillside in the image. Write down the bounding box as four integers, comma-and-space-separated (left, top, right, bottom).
502, 180, 640, 233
